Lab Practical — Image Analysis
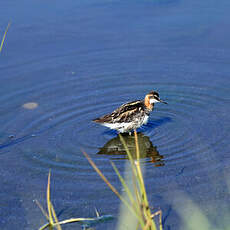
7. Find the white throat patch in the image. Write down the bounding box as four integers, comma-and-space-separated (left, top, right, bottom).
149, 98, 160, 104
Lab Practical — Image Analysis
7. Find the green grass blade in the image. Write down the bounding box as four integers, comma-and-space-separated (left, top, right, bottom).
118, 134, 156, 229
134, 131, 147, 202
131, 171, 141, 209
110, 161, 136, 205
83, 151, 141, 223
134, 131, 157, 230
119, 134, 138, 175
38, 222, 50, 230
119, 134, 145, 197
110, 161, 144, 225
0, 22, 11, 53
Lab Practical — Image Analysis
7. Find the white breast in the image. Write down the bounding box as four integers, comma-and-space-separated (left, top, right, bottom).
143, 115, 149, 124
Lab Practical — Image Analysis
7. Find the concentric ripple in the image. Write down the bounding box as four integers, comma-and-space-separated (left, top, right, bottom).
0, 52, 229, 178
0, 75, 228, 177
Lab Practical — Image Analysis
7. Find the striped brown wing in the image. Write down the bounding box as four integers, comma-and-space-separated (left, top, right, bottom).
93, 100, 144, 123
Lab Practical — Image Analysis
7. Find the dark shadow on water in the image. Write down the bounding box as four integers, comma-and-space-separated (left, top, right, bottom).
97, 132, 165, 166
99, 117, 172, 166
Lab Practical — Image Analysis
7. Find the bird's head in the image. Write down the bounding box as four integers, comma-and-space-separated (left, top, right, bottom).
144, 91, 167, 109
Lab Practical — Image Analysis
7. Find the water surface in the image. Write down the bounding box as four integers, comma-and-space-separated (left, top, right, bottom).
1, 0, 230, 229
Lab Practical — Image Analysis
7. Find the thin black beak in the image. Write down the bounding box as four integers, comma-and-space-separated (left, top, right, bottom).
159, 99, 168, 104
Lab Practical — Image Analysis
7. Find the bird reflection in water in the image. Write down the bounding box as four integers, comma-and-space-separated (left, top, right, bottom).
97, 132, 164, 166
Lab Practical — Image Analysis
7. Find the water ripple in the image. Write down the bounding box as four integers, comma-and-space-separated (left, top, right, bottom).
0, 70, 228, 177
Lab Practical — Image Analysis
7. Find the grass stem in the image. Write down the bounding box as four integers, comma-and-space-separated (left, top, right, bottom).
0, 22, 11, 53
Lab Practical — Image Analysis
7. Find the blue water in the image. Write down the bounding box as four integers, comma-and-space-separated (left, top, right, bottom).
1, 0, 230, 229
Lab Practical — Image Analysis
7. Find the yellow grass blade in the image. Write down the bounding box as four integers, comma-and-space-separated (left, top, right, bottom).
83, 151, 140, 222
0, 22, 11, 53
118, 134, 139, 178
38, 170, 115, 230
131, 171, 142, 210
54, 217, 95, 225
38, 223, 50, 230
134, 130, 145, 188
134, 131, 157, 230
143, 217, 153, 230
134, 130, 140, 160
83, 151, 121, 197
39, 217, 99, 230
111, 161, 144, 226
151, 210, 163, 230
47, 170, 54, 226
119, 133, 155, 228
83, 132, 160, 230
134, 131, 149, 207
51, 202, 62, 230
118, 134, 136, 165
35, 200, 49, 221
95, 207, 100, 218
119, 133, 146, 201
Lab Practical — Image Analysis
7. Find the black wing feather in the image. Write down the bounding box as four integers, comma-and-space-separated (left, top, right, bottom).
93, 100, 145, 123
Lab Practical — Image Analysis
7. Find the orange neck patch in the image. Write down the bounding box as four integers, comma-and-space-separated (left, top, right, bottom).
144, 95, 153, 110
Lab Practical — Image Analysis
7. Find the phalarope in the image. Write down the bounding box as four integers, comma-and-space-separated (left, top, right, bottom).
93, 91, 167, 134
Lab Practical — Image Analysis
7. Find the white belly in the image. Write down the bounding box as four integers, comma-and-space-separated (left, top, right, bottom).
102, 122, 131, 133
102, 115, 149, 133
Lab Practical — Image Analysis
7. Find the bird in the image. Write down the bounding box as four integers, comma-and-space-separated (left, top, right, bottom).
93, 91, 167, 134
